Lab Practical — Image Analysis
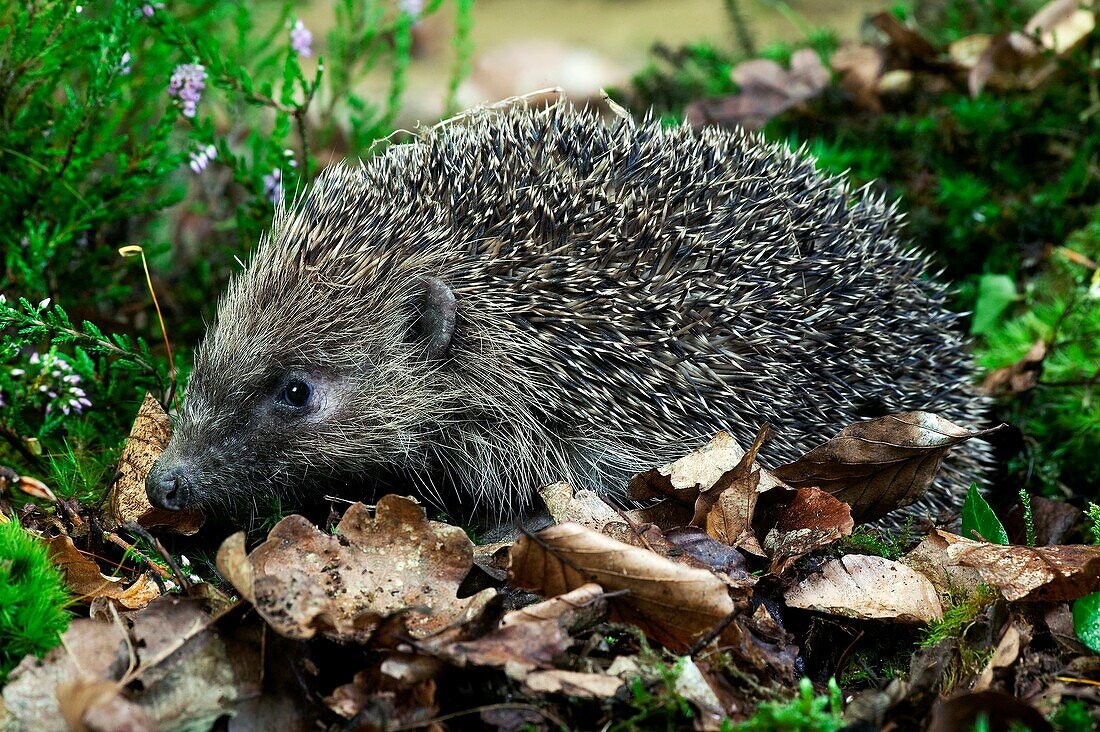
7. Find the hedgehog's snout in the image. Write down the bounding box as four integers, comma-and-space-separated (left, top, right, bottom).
146, 459, 196, 512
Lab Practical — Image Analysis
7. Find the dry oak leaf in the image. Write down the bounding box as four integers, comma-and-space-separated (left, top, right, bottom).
508, 522, 737, 653
900, 529, 984, 597
216, 495, 496, 643
45, 534, 161, 609
419, 583, 608, 681
761, 487, 854, 575
981, 340, 1047, 397
629, 431, 747, 503
103, 393, 204, 535
946, 542, 1100, 602
537, 482, 635, 544
1026, 0, 1096, 54
773, 411, 999, 523
785, 554, 943, 624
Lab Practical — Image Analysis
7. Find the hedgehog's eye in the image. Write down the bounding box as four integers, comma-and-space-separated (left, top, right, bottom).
280, 379, 312, 408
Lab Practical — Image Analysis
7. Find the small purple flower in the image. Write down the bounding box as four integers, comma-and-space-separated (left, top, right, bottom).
140, 2, 164, 17
263, 168, 283, 204
119, 51, 132, 75
290, 20, 313, 57
399, 0, 423, 18
188, 144, 218, 174
168, 63, 207, 118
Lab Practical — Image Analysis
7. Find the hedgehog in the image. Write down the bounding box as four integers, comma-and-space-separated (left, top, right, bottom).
146, 102, 989, 530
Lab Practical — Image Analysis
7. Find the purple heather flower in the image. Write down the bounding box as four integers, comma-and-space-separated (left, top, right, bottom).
263, 168, 283, 204
120, 51, 132, 75
290, 20, 313, 57
188, 144, 217, 174
400, 0, 424, 18
168, 63, 207, 118
141, 2, 165, 17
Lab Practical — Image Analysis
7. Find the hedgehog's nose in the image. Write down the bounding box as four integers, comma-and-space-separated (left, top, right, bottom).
146, 463, 192, 511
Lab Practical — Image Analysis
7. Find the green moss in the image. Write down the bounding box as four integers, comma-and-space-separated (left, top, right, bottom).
0, 520, 71, 683
730, 677, 843, 732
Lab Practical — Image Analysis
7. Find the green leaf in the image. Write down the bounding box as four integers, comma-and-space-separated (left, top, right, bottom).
961, 484, 1009, 545
970, 274, 1018, 336
1072, 592, 1100, 653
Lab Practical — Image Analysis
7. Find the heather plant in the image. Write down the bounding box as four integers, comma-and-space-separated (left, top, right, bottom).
0, 0, 472, 502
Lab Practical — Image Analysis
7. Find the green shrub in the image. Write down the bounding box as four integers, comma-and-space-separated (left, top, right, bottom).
730, 677, 843, 732
0, 520, 71, 683
0, 0, 471, 505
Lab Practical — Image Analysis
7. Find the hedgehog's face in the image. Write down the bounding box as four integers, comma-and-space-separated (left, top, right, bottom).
145, 273, 459, 516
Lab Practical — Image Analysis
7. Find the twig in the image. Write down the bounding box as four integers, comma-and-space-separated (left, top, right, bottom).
122, 521, 191, 591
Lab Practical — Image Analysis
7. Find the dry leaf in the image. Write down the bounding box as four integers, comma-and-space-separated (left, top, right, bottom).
946, 542, 1100, 601
45, 534, 161, 609
927, 691, 1052, 732
218, 495, 496, 643
900, 529, 984, 597
831, 44, 885, 110
871, 12, 940, 61
1026, 0, 1096, 54
973, 621, 1030, 691
523, 669, 625, 698
773, 411, 999, 522
981, 340, 1047, 396
537, 482, 634, 543
103, 394, 204, 535
785, 554, 943, 624
508, 522, 737, 653
761, 487, 854, 575
629, 431, 746, 503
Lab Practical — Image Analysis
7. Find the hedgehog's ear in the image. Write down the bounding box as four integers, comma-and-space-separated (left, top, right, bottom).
415, 276, 456, 359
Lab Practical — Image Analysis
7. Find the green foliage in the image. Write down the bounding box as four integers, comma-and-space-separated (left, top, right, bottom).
729, 677, 843, 732
1051, 699, 1095, 732
921, 584, 998, 650
0, 520, 71, 683
1087, 503, 1100, 544
836, 523, 913, 560
961, 485, 1009, 545
1071, 591, 1100, 654
0, 0, 470, 505
971, 274, 1020, 336
611, 644, 694, 731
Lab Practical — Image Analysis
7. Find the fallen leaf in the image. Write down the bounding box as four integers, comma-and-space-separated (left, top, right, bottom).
760, 487, 854, 574
1026, 0, 1096, 54
219, 495, 496, 643
523, 669, 625, 698
981, 340, 1047, 396
102, 394, 203, 535
508, 523, 737, 653
629, 431, 746, 503
45, 534, 161, 609
900, 529, 984, 597
947, 542, 1100, 601
1004, 494, 1082, 545
537, 482, 635, 544
685, 49, 828, 130
785, 554, 943, 624
871, 12, 939, 62
773, 411, 999, 523
973, 621, 1030, 691
831, 44, 885, 110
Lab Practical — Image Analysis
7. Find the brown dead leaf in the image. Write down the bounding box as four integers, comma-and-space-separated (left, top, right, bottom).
218, 495, 496, 643
1026, 0, 1096, 54
685, 49, 828, 130
695, 425, 771, 530
831, 44, 885, 110
537, 482, 634, 544
871, 12, 940, 62
57, 679, 156, 732
629, 431, 746, 503
981, 340, 1047, 396
523, 670, 625, 698
1004, 494, 1083, 545
45, 534, 161, 609
508, 522, 737, 653
900, 529, 984, 597
927, 691, 1052, 732
946, 542, 1100, 601
785, 554, 943, 624
973, 621, 1030, 691
773, 411, 999, 523
761, 487, 854, 575
103, 394, 203, 535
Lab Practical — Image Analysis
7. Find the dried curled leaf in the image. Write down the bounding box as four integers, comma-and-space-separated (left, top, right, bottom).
508, 523, 736, 653
774, 412, 999, 522
761, 487, 854, 575
216, 495, 496, 643
785, 555, 943, 624
45, 534, 161, 609
947, 542, 1100, 602
103, 393, 204, 535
